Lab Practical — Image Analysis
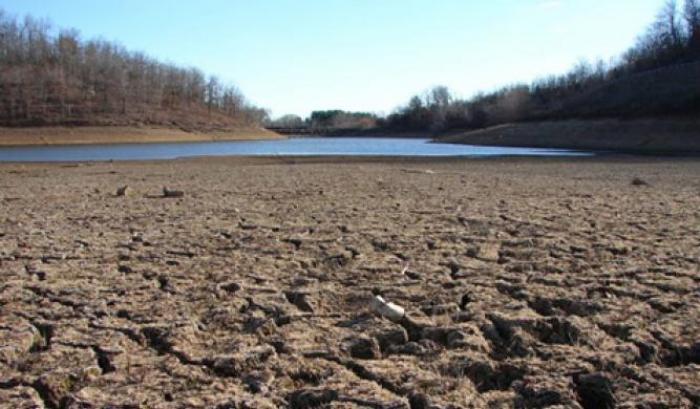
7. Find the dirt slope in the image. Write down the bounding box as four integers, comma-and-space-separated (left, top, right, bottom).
0, 126, 283, 146
437, 118, 700, 153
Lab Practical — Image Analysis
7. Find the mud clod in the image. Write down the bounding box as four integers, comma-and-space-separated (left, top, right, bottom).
574, 373, 616, 409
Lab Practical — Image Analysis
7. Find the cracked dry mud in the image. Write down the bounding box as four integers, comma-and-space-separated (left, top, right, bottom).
0, 156, 699, 408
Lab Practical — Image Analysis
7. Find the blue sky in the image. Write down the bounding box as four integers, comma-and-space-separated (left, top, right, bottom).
0, 0, 662, 117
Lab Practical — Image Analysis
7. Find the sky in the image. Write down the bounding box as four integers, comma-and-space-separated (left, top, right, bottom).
0, 0, 663, 118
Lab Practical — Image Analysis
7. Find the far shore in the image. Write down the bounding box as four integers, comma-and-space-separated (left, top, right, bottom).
3, 118, 700, 155
435, 118, 700, 154
0, 126, 284, 146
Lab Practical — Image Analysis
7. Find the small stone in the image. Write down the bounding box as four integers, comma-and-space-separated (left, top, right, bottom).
115, 185, 131, 197
631, 177, 649, 186
162, 187, 184, 198
285, 291, 315, 313
219, 282, 241, 293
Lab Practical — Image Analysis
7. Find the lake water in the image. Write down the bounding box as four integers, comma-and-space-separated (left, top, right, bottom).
0, 137, 590, 162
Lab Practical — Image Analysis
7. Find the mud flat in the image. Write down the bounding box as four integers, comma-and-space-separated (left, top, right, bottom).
0, 126, 283, 146
0, 156, 698, 408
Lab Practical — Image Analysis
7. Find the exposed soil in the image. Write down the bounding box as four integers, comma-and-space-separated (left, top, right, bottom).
0, 126, 282, 146
437, 118, 700, 153
0, 156, 698, 408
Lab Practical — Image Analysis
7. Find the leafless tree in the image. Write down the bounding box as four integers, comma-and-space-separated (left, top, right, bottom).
657, 0, 684, 48
0, 9, 265, 128
686, 0, 700, 49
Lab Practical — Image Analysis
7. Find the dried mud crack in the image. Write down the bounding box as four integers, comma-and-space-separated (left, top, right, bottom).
0, 156, 699, 408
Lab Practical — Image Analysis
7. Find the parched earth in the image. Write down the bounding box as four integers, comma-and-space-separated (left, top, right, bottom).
0, 156, 698, 408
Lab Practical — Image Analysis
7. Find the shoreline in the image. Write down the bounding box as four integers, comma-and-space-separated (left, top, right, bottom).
436, 118, 700, 154
0, 126, 284, 146
2, 153, 697, 167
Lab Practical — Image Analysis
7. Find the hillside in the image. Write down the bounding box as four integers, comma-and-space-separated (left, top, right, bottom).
437, 118, 700, 154
382, 0, 700, 152
544, 62, 700, 119
0, 10, 276, 144
436, 62, 700, 153
0, 126, 282, 146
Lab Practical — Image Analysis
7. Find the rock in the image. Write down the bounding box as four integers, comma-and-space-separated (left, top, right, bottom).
162, 187, 184, 198
218, 282, 241, 294
285, 291, 315, 313
345, 336, 381, 360
631, 177, 649, 186
115, 185, 131, 197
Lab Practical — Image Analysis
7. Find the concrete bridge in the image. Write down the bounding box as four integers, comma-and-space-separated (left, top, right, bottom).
265, 127, 320, 135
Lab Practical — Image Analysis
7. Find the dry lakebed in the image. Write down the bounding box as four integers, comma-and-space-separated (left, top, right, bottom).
0, 156, 698, 408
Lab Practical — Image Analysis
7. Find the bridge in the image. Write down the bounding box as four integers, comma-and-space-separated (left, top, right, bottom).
265, 127, 321, 135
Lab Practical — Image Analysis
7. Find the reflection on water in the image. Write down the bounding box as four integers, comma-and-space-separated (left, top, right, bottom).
0, 137, 591, 162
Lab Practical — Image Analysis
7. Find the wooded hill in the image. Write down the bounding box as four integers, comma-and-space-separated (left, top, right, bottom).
0, 10, 268, 130
385, 0, 700, 133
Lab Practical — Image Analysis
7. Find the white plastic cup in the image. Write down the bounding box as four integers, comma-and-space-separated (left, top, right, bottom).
371, 295, 405, 322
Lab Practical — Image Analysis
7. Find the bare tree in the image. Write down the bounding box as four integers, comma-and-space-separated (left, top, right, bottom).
657, 0, 684, 49
428, 86, 451, 131
686, 0, 700, 49
0, 9, 265, 128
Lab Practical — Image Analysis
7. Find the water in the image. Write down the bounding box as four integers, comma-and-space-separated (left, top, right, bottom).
0, 137, 590, 162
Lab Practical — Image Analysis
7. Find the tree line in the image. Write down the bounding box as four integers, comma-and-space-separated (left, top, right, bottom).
268, 110, 379, 130
0, 9, 267, 128
385, 0, 700, 132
